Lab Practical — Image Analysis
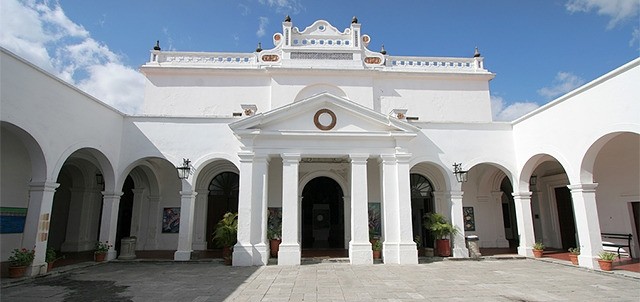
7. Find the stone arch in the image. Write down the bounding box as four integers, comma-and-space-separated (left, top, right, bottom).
53, 145, 116, 192
294, 83, 347, 102
0, 121, 47, 181
409, 161, 448, 192
519, 152, 572, 191
580, 130, 640, 184
298, 170, 348, 196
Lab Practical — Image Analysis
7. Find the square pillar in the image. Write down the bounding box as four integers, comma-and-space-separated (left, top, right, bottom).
250, 155, 270, 266
450, 190, 468, 258
278, 153, 301, 265
174, 187, 197, 261
24, 181, 59, 276
100, 192, 124, 261
568, 183, 603, 269
513, 192, 536, 257
349, 154, 373, 265
233, 152, 256, 266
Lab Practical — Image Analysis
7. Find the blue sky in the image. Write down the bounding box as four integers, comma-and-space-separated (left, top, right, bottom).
1, 0, 638, 119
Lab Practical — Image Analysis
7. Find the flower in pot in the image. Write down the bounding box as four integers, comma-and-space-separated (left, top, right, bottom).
532, 242, 545, 258
213, 212, 238, 265
267, 209, 282, 258
8, 248, 35, 278
94, 241, 111, 262
45, 247, 61, 272
568, 247, 580, 265
423, 213, 458, 257
598, 251, 616, 271
372, 240, 382, 259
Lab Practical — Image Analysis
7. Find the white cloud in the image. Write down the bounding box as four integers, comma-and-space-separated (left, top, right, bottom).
491, 95, 540, 121
0, 0, 144, 114
537, 71, 585, 100
257, 17, 269, 37
630, 27, 640, 48
566, 0, 640, 29
258, 0, 303, 14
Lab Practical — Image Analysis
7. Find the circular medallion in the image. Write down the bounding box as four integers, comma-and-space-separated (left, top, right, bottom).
313, 109, 336, 131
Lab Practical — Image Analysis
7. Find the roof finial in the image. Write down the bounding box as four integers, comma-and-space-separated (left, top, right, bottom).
284, 15, 291, 22
473, 46, 481, 57
153, 40, 161, 51
380, 44, 387, 55
352, 16, 358, 24
256, 42, 262, 52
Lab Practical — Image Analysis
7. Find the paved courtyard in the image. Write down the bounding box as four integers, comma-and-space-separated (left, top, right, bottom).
2, 259, 639, 301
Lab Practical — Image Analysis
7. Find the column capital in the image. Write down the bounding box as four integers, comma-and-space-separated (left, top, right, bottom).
29, 181, 60, 191
395, 153, 412, 163
281, 153, 301, 163
567, 183, 598, 192
449, 190, 464, 199
379, 154, 397, 164
179, 190, 198, 197
349, 153, 369, 163
238, 151, 255, 162
102, 191, 124, 198
512, 191, 532, 199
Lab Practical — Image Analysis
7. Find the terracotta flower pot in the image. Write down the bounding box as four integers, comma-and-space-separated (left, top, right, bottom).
47, 262, 54, 272
372, 250, 381, 259
533, 249, 544, 258
436, 239, 451, 257
270, 239, 281, 258
94, 252, 106, 262
598, 259, 613, 271
569, 254, 579, 265
8, 266, 27, 278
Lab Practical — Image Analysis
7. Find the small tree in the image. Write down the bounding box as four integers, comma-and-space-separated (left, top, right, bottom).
213, 212, 238, 248
422, 213, 458, 240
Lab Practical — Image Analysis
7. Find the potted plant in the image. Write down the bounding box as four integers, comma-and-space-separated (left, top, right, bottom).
372, 240, 382, 259
213, 212, 238, 265
532, 242, 545, 258
568, 247, 580, 265
598, 251, 616, 271
46, 248, 58, 272
94, 241, 111, 262
423, 213, 458, 257
7, 248, 35, 278
267, 209, 282, 258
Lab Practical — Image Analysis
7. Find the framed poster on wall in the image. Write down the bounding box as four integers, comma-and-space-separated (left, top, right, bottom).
162, 207, 180, 233
463, 206, 475, 231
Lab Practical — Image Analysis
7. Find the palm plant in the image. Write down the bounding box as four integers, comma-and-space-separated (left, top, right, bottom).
213, 212, 238, 248
423, 213, 458, 239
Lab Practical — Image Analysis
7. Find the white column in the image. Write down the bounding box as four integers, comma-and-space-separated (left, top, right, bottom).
380, 155, 400, 263
491, 191, 510, 248
100, 192, 124, 260
130, 188, 145, 241
250, 155, 269, 266
568, 183, 603, 269
450, 190, 468, 258
513, 192, 535, 257
174, 187, 197, 261
279, 153, 301, 265
349, 154, 373, 264
23, 181, 59, 276
61, 188, 90, 251
234, 152, 255, 266
396, 154, 418, 264
192, 189, 209, 250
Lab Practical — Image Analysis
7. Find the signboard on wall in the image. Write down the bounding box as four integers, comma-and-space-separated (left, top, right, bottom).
0, 207, 28, 234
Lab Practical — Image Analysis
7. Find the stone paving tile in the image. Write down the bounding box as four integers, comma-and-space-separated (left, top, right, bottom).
2, 259, 640, 301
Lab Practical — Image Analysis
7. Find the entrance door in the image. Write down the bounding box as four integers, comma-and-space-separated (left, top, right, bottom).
410, 174, 434, 249
500, 177, 519, 249
115, 176, 134, 254
555, 187, 577, 249
206, 172, 239, 249
301, 177, 344, 251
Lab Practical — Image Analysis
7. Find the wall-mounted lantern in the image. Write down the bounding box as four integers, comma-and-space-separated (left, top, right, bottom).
176, 158, 192, 180
453, 163, 468, 183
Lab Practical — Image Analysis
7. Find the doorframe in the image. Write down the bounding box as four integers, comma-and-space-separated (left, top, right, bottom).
299, 171, 349, 249
541, 174, 570, 248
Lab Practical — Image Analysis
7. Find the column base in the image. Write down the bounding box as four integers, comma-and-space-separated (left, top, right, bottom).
518, 246, 533, 257
233, 244, 254, 266
278, 243, 301, 265
349, 242, 373, 265
174, 250, 192, 261
383, 242, 418, 264
578, 255, 599, 269
27, 262, 47, 276
107, 250, 118, 261
253, 242, 268, 266
452, 246, 470, 258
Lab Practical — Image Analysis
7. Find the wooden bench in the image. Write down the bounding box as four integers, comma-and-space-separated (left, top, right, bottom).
601, 233, 633, 258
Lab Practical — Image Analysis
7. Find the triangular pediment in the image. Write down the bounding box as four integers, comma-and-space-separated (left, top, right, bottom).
229, 93, 419, 137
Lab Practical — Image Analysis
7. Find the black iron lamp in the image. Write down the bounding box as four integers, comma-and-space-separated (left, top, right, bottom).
176, 158, 192, 180
453, 163, 468, 183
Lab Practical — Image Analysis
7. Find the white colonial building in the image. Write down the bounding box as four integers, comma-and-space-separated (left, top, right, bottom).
1, 18, 638, 276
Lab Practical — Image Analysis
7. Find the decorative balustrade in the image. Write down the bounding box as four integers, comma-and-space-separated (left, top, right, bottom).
384, 56, 484, 72
150, 51, 261, 67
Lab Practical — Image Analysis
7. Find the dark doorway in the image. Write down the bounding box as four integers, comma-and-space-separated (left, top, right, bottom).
301, 177, 344, 250
115, 176, 134, 254
410, 174, 435, 249
555, 186, 577, 249
206, 172, 239, 249
500, 177, 519, 249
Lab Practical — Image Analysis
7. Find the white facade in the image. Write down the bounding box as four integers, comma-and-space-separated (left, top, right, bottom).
1, 19, 638, 276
